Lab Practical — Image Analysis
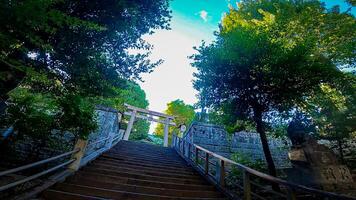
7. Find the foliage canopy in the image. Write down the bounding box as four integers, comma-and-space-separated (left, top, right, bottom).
191, 0, 355, 177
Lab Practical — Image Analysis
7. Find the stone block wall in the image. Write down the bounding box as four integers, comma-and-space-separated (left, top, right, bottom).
0, 105, 122, 168
184, 122, 291, 168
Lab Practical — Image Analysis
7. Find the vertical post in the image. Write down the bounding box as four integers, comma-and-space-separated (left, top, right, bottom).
220, 160, 225, 187
205, 152, 209, 175
174, 135, 178, 149
163, 117, 170, 147
171, 134, 174, 148
188, 143, 191, 160
68, 139, 88, 171
117, 112, 122, 124
182, 140, 185, 157
105, 132, 115, 150
195, 148, 199, 164
287, 187, 297, 200
123, 110, 137, 140
243, 170, 251, 200
178, 138, 181, 152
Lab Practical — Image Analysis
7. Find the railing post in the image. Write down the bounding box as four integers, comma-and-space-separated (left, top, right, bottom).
176, 135, 179, 150
172, 134, 176, 148
215, 159, 225, 187
243, 170, 251, 200
205, 152, 209, 175
188, 143, 191, 160
220, 160, 225, 187
182, 140, 185, 157
106, 130, 116, 150
287, 187, 297, 200
68, 139, 88, 171
195, 147, 199, 164
178, 138, 181, 152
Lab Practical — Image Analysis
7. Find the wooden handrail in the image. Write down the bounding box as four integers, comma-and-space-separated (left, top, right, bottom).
0, 149, 79, 177
0, 159, 75, 192
172, 134, 356, 200
86, 136, 111, 147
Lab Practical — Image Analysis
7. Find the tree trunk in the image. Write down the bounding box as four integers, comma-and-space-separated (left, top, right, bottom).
254, 107, 280, 191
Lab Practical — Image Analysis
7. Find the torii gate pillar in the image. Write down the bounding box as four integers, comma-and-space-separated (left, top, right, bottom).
163, 118, 171, 147
123, 110, 137, 140
122, 104, 176, 146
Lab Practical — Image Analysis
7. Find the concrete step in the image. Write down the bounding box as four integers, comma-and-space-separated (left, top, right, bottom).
96, 157, 194, 172
101, 154, 187, 166
59, 181, 223, 198
103, 151, 185, 162
81, 167, 208, 185
89, 161, 198, 175
42, 189, 107, 200
69, 172, 215, 191
87, 163, 201, 179
52, 183, 226, 200
41, 140, 226, 199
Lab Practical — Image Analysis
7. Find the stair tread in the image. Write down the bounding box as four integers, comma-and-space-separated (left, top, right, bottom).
71, 171, 215, 190
99, 155, 188, 167
96, 158, 194, 171
53, 183, 226, 200
41, 140, 226, 199
90, 161, 198, 175
87, 164, 202, 179
43, 189, 108, 200
57, 182, 223, 198
83, 168, 206, 184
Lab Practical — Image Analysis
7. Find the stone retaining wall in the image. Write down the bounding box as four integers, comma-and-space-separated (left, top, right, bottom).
0, 106, 122, 168
184, 122, 291, 168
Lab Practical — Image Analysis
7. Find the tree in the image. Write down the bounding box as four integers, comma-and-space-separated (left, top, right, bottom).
206, 101, 256, 134
155, 99, 195, 142
0, 0, 171, 153
191, 0, 355, 179
96, 81, 151, 140
0, 0, 171, 98
300, 76, 356, 162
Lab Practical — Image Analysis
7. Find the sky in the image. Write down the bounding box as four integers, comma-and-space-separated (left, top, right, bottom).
139, 0, 354, 118
139, 0, 230, 115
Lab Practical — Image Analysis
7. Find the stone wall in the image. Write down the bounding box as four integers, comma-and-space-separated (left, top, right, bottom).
85, 106, 123, 156
231, 131, 291, 168
184, 122, 291, 169
0, 105, 122, 168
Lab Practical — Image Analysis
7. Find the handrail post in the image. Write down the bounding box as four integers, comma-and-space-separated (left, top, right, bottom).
182, 140, 185, 157
287, 187, 297, 200
195, 147, 199, 164
68, 139, 88, 171
215, 159, 225, 187
106, 129, 117, 150
243, 170, 251, 200
220, 160, 225, 187
172, 134, 176, 148
205, 152, 209, 175
178, 138, 181, 152
188, 143, 191, 160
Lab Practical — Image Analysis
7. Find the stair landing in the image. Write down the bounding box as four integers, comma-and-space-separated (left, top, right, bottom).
41, 140, 227, 200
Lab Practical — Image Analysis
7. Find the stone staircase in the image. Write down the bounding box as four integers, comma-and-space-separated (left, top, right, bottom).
41, 140, 227, 200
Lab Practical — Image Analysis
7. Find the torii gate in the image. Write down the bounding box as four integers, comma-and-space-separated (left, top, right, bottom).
123, 103, 175, 147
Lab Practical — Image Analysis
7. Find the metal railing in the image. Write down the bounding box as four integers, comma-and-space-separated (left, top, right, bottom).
172, 134, 356, 200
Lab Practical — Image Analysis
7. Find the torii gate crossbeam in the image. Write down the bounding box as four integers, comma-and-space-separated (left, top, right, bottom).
123, 103, 175, 147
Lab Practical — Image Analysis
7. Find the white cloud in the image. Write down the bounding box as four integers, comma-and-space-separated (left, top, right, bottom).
199, 10, 208, 22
